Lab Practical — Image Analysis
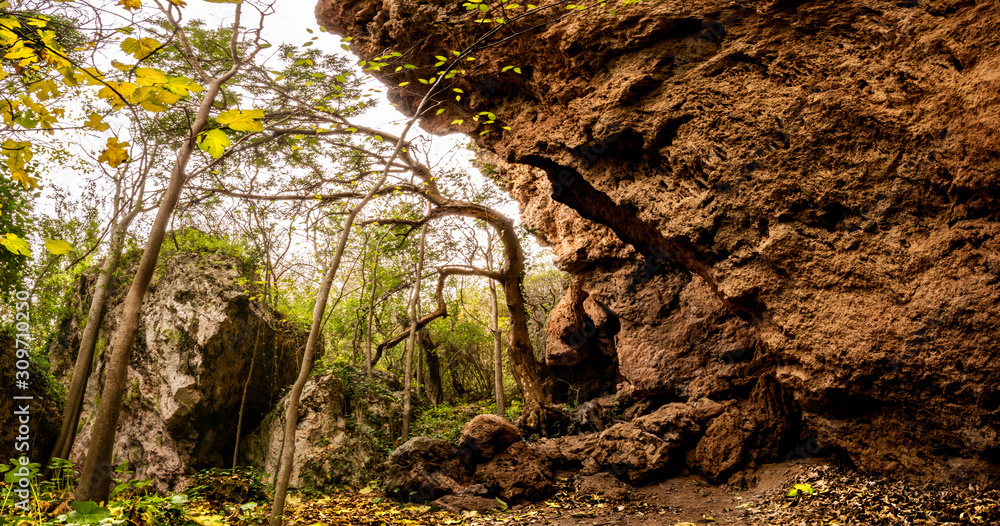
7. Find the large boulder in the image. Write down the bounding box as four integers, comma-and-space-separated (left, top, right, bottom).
384, 437, 473, 502
457, 414, 521, 460
474, 441, 556, 503
49, 249, 308, 491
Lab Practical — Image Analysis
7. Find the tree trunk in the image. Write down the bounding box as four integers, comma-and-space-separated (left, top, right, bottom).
488, 262, 504, 416
268, 181, 388, 526
369, 149, 553, 433
351, 231, 369, 365
492, 217, 547, 431
422, 332, 443, 406
416, 293, 424, 400
47, 202, 139, 472
75, 69, 234, 503
364, 230, 389, 378
401, 222, 429, 440
232, 313, 262, 469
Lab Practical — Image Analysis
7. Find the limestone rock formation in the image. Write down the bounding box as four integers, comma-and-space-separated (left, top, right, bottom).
243, 368, 402, 489
48, 250, 308, 491
317, 0, 1000, 484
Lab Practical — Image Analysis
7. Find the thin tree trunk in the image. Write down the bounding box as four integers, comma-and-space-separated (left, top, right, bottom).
351, 231, 369, 365
75, 12, 248, 499
268, 139, 427, 525
401, 222, 428, 440
47, 202, 139, 471
487, 246, 504, 417
365, 230, 389, 378
416, 296, 423, 400
422, 333, 442, 406
232, 314, 262, 469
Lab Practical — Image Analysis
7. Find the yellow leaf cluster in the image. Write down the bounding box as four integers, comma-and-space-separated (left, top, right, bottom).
1, 139, 38, 189
120, 36, 160, 59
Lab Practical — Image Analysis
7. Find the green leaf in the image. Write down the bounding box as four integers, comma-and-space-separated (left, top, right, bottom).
0, 233, 30, 257
120, 37, 160, 59
44, 239, 73, 255
134, 67, 167, 86
197, 129, 231, 158
217, 108, 265, 132
66, 501, 111, 524
160, 75, 203, 96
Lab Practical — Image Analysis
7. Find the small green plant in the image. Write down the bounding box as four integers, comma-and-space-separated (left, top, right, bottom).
186, 466, 271, 509
64, 501, 112, 524
110, 461, 153, 500
786, 483, 815, 500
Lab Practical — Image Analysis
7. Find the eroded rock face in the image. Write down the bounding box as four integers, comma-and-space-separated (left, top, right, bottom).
242, 368, 402, 489
49, 251, 308, 491
317, 0, 1000, 483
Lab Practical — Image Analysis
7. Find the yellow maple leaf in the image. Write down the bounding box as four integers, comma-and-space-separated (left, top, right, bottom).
2, 139, 32, 173
4, 41, 39, 66
0, 233, 31, 257
117, 0, 142, 11
161, 75, 203, 96
28, 79, 60, 101
217, 108, 265, 132
12, 169, 39, 190
135, 67, 167, 86
98, 137, 130, 167
44, 239, 73, 255
120, 37, 160, 59
84, 113, 110, 131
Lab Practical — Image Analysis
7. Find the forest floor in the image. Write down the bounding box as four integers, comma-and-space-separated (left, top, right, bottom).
282, 458, 1000, 526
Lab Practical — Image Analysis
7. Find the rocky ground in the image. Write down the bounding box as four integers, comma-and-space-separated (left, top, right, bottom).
282, 458, 1000, 525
